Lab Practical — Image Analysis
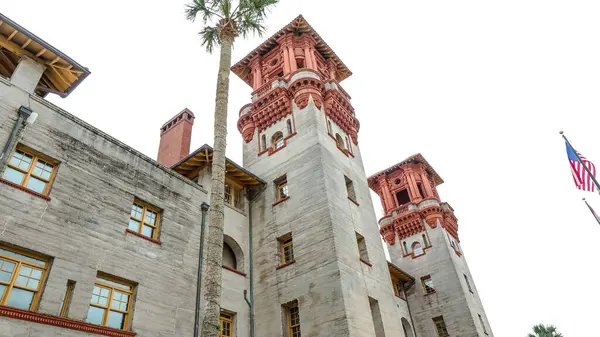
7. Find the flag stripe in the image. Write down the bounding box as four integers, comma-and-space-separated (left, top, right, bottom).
566, 142, 597, 192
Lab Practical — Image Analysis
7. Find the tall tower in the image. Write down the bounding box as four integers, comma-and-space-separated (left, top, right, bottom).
234, 15, 412, 337
368, 154, 494, 337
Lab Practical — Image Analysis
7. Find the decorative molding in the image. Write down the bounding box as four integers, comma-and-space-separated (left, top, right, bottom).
0, 178, 51, 201
125, 229, 161, 245
222, 265, 247, 277
0, 305, 136, 337
276, 259, 296, 270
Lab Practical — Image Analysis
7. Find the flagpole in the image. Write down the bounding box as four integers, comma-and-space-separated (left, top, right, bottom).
560, 131, 600, 194
583, 198, 600, 225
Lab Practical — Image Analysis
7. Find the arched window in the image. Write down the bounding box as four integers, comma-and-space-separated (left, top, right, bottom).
327, 120, 332, 134
412, 242, 424, 257
401, 317, 415, 337
403, 241, 408, 255
422, 234, 429, 247
261, 134, 266, 151
345, 136, 352, 152
222, 243, 236, 269
272, 132, 284, 150
287, 119, 293, 135
223, 235, 244, 272
335, 133, 345, 149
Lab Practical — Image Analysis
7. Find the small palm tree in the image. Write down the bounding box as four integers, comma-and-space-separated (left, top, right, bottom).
527, 324, 563, 337
184, 1, 278, 336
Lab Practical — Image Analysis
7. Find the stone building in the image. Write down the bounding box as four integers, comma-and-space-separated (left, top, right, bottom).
0, 13, 492, 337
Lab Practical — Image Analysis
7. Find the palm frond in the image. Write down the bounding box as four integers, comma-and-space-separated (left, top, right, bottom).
199, 26, 221, 53
185, 0, 223, 23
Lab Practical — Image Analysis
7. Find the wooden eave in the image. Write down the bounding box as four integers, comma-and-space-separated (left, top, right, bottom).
0, 14, 90, 97
387, 262, 414, 283
172, 144, 266, 188
231, 14, 352, 86
367, 153, 444, 187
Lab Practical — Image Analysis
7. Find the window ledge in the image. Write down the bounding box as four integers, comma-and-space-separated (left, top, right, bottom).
328, 133, 354, 157
360, 258, 372, 267
276, 259, 296, 270
272, 196, 290, 207
259, 132, 297, 157
0, 305, 136, 337
0, 178, 51, 201
222, 265, 247, 277
125, 229, 161, 245
348, 197, 359, 206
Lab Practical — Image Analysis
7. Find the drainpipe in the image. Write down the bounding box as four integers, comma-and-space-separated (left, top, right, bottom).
245, 185, 266, 337
402, 282, 418, 337
194, 202, 210, 337
0, 106, 35, 168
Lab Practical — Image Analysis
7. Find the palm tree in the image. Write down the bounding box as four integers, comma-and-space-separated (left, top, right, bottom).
527, 324, 564, 337
185, 1, 278, 336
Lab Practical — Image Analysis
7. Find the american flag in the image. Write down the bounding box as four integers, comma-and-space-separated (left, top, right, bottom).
566, 142, 597, 192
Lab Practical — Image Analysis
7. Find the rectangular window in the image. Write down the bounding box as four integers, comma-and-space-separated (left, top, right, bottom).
0, 245, 49, 311
287, 302, 301, 337
433, 316, 449, 337
368, 297, 386, 337
464, 274, 473, 293
392, 278, 405, 299
279, 234, 294, 265
224, 182, 244, 210
2, 146, 58, 195
128, 199, 161, 240
275, 175, 289, 201
220, 311, 233, 337
396, 189, 410, 206
59, 280, 76, 317
421, 275, 435, 295
345, 175, 356, 202
478, 314, 488, 335
356, 232, 369, 263
85, 274, 135, 330
417, 182, 426, 198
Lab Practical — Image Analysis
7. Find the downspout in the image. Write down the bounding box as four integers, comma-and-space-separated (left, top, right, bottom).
402, 282, 418, 337
0, 106, 34, 168
194, 202, 210, 337
245, 185, 266, 337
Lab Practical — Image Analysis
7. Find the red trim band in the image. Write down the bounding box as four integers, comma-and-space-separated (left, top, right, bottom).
222, 265, 247, 277
272, 196, 290, 207
348, 197, 359, 206
0, 305, 136, 337
125, 229, 162, 245
276, 260, 296, 270
0, 178, 51, 201
360, 258, 372, 267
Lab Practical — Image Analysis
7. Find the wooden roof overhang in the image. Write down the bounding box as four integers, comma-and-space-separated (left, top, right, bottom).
368, 153, 444, 187
387, 262, 414, 284
231, 14, 352, 87
0, 13, 90, 97
172, 144, 266, 188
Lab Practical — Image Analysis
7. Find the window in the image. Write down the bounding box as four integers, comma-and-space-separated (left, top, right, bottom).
478, 314, 488, 335
287, 302, 301, 337
279, 234, 294, 265
421, 276, 435, 295
2, 146, 58, 195
403, 241, 408, 255
464, 274, 473, 293
224, 183, 243, 209
433, 316, 449, 337
128, 200, 160, 240
345, 175, 356, 202
345, 136, 352, 152
392, 278, 405, 299
422, 234, 429, 247
220, 311, 233, 337
327, 120, 332, 134
0, 245, 49, 311
417, 182, 426, 199
287, 119, 293, 135
272, 132, 284, 150
396, 189, 410, 206
59, 280, 76, 317
369, 297, 385, 337
275, 175, 289, 201
223, 243, 237, 270
356, 232, 369, 263
412, 242, 424, 257
261, 134, 267, 151
86, 274, 134, 330
335, 133, 345, 149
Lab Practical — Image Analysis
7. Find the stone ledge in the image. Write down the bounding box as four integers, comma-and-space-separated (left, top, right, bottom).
272, 196, 289, 207
125, 229, 161, 245
359, 258, 372, 267
276, 260, 296, 270
222, 265, 247, 277
0, 305, 136, 337
0, 178, 51, 201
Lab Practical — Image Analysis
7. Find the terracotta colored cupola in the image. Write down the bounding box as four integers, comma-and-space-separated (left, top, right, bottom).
368, 154, 459, 245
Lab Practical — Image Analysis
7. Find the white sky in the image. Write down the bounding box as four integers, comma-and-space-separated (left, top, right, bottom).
4, 1, 599, 336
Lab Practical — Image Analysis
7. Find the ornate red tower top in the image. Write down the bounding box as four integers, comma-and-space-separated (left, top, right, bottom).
232, 15, 359, 146
368, 154, 460, 245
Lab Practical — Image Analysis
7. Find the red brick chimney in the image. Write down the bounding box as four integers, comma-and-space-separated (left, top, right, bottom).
157, 108, 195, 167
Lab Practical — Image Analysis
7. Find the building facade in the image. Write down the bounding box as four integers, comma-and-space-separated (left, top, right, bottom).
0, 13, 492, 337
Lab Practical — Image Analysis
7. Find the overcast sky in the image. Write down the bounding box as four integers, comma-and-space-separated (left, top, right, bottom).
4, 1, 600, 336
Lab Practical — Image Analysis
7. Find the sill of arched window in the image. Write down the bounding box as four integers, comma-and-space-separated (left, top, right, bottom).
222, 265, 247, 277
0, 178, 51, 201
125, 229, 162, 245
348, 197, 359, 206
0, 305, 137, 337
360, 258, 372, 267
272, 196, 289, 207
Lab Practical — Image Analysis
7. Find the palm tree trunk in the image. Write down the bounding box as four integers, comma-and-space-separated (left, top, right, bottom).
201, 35, 234, 337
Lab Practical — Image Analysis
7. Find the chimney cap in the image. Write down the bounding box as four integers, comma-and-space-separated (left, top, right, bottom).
160, 108, 195, 130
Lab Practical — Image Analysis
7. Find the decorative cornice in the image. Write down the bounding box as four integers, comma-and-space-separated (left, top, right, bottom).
0, 305, 136, 337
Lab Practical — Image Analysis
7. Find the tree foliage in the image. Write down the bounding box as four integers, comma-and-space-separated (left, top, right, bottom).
527, 324, 564, 337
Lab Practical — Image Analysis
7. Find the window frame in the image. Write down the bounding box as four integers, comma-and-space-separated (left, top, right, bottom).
464, 274, 474, 293
87, 274, 135, 331
224, 181, 244, 210
59, 280, 76, 317
280, 238, 294, 265
478, 313, 488, 335
421, 275, 436, 295
286, 119, 293, 135
128, 199, 161, 240
433, 316, 449, 337
2, 145, 59, 196
412, 242, 424, 257
288, 302, 301, 337
345, 175, 357, 202
276, 179, 289, 201
0, 245, 50, 312
220, 311, 233, 337
272, 132, 284, 150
